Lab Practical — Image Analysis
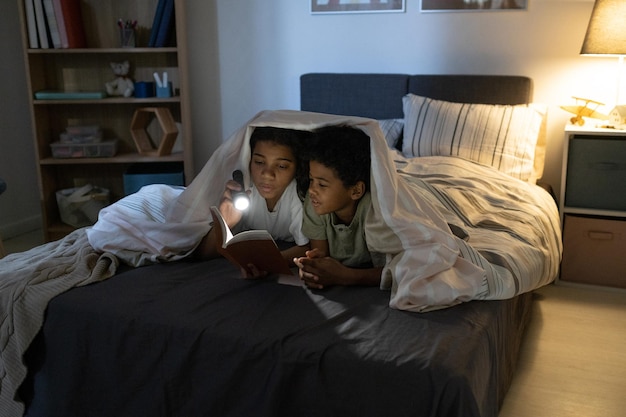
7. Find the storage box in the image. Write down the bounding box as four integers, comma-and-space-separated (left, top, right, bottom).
565, 136, 626, 210
560, 214, 626, 288
56, 185, 110, 228
123, 163, 184, 195
50, 140, 117, 158
60, 125, 102, 144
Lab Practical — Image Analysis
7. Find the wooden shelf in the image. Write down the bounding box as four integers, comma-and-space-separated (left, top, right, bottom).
18, 0, 192, 242
33, 97, 181, 105
27, 47, 178, 54
40, 152, 185, 165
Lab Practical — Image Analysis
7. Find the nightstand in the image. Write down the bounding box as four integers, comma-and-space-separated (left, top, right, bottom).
558, 125, 626, 289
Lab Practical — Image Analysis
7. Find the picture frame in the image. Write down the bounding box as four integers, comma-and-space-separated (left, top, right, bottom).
421, 0, 527, 12
311, 0, 405, 14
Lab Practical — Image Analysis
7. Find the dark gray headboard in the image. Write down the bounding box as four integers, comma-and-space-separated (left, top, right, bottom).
300, 73, 532, 119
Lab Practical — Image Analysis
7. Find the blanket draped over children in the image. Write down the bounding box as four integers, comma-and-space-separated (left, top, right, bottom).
88, 109, 560, 311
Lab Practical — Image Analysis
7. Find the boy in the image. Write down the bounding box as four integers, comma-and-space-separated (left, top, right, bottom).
294, 126, 385, 289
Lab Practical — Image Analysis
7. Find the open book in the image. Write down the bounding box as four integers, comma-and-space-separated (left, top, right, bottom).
210, 206, 293, 276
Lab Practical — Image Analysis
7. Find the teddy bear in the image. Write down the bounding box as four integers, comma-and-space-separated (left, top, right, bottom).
105, 60, 134, 97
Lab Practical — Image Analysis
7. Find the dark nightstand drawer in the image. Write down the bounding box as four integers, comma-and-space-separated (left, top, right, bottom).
565, 137, 626, 210
561, 214, 626, 288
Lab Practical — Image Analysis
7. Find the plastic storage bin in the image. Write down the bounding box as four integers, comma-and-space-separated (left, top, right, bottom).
50, 140, 118, 158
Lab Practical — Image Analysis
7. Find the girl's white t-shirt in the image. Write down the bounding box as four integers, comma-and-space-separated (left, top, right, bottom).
235, 180, 308, 246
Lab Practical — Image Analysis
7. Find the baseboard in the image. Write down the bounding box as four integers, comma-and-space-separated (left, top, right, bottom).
0, 215, 42, 240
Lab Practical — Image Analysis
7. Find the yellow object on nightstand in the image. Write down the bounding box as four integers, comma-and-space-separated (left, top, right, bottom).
559, 97, 607, 126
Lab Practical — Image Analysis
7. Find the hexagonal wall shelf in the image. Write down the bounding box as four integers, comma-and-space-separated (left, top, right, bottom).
130, 107, 178, 156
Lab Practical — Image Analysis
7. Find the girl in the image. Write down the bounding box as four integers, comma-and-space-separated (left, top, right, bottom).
194, 127, 310, 276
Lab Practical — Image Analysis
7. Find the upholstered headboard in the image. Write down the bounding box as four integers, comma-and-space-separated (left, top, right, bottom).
299, 73, 546, 183
300, 73, 533, 118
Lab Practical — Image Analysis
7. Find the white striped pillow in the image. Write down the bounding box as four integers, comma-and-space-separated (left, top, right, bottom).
378, 118, 404, 149
402, 94, 546, 181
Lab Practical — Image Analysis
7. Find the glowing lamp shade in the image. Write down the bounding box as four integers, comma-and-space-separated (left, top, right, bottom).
581, 0, 626, 56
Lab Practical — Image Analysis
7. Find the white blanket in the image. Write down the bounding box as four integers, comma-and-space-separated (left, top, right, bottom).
87, 109, 562, 311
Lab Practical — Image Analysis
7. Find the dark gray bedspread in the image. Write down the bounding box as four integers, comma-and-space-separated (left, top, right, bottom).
22, 257, 533, 417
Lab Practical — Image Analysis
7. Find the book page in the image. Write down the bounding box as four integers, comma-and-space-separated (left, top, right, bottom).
227, 229, 274, 246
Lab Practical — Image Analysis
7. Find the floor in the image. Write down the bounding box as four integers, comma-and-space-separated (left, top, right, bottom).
2, 230, 626, 416
1, 228, 45, 256
499, 283, 626, 417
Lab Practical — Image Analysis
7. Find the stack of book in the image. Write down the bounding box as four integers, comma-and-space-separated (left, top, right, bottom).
24, 0, 86, 49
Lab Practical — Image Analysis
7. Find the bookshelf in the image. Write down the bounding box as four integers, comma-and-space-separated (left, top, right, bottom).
17, 0, 192, 242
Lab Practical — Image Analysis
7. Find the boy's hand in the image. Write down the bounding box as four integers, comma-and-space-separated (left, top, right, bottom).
293, 251, 345, 289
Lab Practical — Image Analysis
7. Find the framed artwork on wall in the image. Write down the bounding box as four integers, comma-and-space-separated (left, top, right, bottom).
311, 0, 405, 14
421, 0, 527, 12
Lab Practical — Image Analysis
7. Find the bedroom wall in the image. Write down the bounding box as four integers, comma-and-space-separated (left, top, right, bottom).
0, 0, 41, 240
191, 0, 605, 203
0, 0, 610, 239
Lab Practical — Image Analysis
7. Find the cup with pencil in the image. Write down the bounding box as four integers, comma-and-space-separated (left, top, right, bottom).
118, 19, 137, 48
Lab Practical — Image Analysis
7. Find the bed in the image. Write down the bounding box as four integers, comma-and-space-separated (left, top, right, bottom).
1, 74, 561, 417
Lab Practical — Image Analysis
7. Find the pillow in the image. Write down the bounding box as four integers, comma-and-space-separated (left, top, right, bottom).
378, 119, 404, 149
402, 94, 546, 182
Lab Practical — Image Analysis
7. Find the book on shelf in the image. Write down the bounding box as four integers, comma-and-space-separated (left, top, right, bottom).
34, 90, 106, 100
52, 0, 69, 48
33, 0, 50, 48
149, 0, 175, 48
24, 0, 39, 48
42, 0, 62, 48
58, 0, 86, 48
210, 206, 294, 277
155, 0, 175, 47
148, 0, 167, 47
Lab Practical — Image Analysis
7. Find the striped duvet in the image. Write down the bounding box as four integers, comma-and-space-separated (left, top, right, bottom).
373, 153, 562, 311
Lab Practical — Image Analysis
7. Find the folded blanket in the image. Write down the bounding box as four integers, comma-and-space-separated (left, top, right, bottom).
0, 228, 118, 416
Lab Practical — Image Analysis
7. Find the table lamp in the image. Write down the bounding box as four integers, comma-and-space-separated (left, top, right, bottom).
580, 0, 626, 107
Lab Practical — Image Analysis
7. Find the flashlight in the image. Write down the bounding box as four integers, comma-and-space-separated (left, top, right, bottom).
232, 170, 250, 211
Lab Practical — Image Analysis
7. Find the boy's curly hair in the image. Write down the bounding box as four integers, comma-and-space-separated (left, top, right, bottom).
249, 127, 311, 199
307, 125, 371, 190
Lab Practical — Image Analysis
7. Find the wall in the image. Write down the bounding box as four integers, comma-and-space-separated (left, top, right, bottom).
0, 0, 41, 239
0, 0, 609, 238
191, 0, 605, 201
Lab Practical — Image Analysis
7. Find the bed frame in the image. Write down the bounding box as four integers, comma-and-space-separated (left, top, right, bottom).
300, 73, 532, 118
19, 74, 537, 417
